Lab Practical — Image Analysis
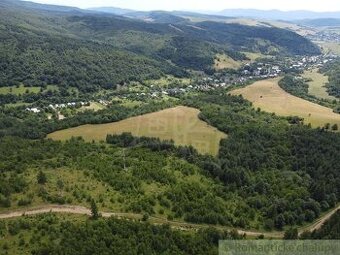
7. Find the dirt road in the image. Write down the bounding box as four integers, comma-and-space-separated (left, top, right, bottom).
0, 204, 339, 238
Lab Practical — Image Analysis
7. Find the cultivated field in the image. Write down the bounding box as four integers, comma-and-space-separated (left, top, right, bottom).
47, 106, 227, 155
302, 69, 337, 100
230, 78, 340, 128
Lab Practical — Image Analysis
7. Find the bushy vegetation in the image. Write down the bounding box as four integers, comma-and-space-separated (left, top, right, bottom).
279, 75, 309, 96
0, 214, 243, 255
183, 91, 340, 230
300, 210, 340, 239
321, 60, 340, 98
0, 99, 178, 139
0, 0, 320, 91
1, 91, 339, 231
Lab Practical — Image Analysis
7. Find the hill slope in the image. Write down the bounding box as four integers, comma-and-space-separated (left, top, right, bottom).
0, 0, 320, 91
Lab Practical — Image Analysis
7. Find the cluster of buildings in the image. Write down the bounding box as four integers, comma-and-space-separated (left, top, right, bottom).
26, 54, 338, 114
26, 101, 91, 114
26, 107, 41, 113
48, 102, 88, 109
308, 31, 340, 43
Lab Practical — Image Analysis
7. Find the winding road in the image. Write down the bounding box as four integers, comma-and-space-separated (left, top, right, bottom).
0, 204, 339, 238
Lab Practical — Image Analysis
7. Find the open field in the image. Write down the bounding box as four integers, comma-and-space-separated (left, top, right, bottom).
47, 106, 227, 155
0, 84, 41, 95
242, 52, 267, 62
79, 102, 105, 112
214, 54, 242, 70
144, 76, 191, 88
230, 78, 340, 128
214, 52, 267, 70
302, 69, 337, 100
317, 41, 340, 55
0, 84, 59, 95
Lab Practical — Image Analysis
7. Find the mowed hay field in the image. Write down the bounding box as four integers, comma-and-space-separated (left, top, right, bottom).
47, 106, 227, 155
302, 69, 337, 100
230, 78, 340, 128
214, 54, 242, 70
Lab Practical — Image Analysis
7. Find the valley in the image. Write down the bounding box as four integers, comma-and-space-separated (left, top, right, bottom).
0, 0, 340, 253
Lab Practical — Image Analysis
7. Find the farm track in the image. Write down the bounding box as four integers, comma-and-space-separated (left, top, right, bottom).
0, 204, 339, 238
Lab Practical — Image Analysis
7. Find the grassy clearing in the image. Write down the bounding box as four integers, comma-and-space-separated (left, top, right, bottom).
214, 54, 242, 70
144, 76, 191, 88
214, 52, 268, 70
242, 52, 268, 62
79, 102, 105, 112
4, 102, 31, 108
318, 42, 340, 55
302, 69, 337, 100
0, 84, 59, 95
47, 106, 227, 155
230, 78, 340, 128
0, 85, 41, 95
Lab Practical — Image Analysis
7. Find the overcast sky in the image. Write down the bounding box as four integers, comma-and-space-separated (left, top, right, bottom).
27, 0, 340, 12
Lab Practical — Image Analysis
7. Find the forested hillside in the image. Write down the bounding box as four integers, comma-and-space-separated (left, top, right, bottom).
301, 210, 340, 239
1, 91, 339, 231
0, 0, 320, 91
321, 60, 340, 98
0, 214, 243, 255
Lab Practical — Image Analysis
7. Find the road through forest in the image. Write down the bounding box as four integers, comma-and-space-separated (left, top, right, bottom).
0, 204, 339, 238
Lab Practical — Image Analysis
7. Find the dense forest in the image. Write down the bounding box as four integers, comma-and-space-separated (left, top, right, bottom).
300, 210, 340, 239
0, 214, 242, 255
321, 60, 340, 98
0, 0, 320, 90
1, 91, 339, 231
184, 91, 340, 229
1, 1, 340, 252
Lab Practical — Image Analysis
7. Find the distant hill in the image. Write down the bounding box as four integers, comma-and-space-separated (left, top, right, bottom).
124, 11, 189, 23
0, 0, 320, 91
216, 9, 340, 21
295, 18, 340, 27
88, 6, 133, 15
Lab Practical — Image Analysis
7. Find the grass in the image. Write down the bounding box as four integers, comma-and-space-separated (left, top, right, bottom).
242, 52, 268, 62
230, 78, 340, 128
4, 102, 31, 108
144, 76, 191, 88
214, 54, 242, 70
0, 84, 59, 95
214, 52, 268, 70
0, 85, 41, 95
302, 69, 337, 100
318, 42, 340, 55
79, 102, 105, 112
47, 106, 227, 155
